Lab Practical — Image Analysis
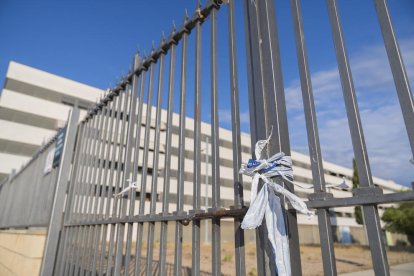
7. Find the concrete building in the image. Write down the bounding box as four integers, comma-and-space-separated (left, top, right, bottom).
0, 62, 408, 246
0, 61, 103, 181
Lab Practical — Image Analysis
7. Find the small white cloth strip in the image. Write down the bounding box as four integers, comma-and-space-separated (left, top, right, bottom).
114, 179, 138, 198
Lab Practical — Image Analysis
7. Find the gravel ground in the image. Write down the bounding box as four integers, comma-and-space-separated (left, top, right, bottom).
134, 242, 414, 275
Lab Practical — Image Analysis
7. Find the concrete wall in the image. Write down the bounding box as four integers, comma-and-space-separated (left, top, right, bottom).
0, 229, 46, 276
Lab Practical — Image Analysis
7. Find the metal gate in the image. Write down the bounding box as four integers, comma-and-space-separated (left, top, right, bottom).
35, 0, 414, 275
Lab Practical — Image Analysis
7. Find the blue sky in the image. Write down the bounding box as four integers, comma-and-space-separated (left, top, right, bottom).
1, 0, 413, 186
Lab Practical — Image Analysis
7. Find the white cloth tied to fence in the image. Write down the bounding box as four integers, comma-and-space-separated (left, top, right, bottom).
239, 130, 316, 276
114, 179, 138, 198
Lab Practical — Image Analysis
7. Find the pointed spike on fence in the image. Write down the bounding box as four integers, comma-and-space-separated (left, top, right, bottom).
134, 53, 140, 70
172, 20, 177, 32
140, 52, 146, 66
196, 1, 201, 13
150, 43, 155, 57
185, 8, 189, 20
159, 31, 166, 50
118, 73, 124, 86
151, 40, 156, 53
196, 0, 203, 18
121, 74, 127, 85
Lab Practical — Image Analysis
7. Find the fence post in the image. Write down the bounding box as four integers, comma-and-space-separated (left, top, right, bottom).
243, 0, 301, 275
40, 107, 80, 276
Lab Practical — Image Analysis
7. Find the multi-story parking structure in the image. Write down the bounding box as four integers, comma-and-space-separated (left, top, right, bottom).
0, 61, 103, 181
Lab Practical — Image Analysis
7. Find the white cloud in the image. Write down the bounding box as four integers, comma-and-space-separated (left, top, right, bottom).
285, 38, 414, 186
286, 38, 414, 112
216, 38, 414, 185
317, 103, 413, 185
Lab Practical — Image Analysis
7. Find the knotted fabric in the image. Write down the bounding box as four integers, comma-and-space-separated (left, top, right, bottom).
114, 179, 138, 198
239, 131, 314, 276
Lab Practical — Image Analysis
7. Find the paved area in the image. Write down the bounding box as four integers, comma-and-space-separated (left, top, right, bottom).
339, 262, 414, 276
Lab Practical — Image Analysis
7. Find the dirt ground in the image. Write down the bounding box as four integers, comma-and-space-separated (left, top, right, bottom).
135, 241, 414, 275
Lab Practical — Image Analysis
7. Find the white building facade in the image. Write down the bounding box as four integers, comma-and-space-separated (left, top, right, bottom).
0, 61, 103, 181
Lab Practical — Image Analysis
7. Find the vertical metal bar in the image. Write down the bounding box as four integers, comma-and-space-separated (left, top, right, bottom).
64, 122, 88, 275
74, 113, 101, 275
244, 0, 301, 274
36, 148, 52, 214
57, 123, 85, 276
95, 97, 116, 276
326, 0, 390, 274
76, 113, 100, 275
146, 42, 166, 276
158, 35, 177, 276
3, 177, 13, 226
127, 60, 147, 275
2, 175, 15, 226
81, 112, 102, 223
107, 87, 130, 275
64, 227, 76, 276
40, 108, 80, 276
259, 0, 302, 273
84, 106, 110, 276
45, 156, 61, 223
204, 137, 209, 245
135, 56, 156, 276
71, 121, 93, 225
105, 91, 126, 275
85, 108, 106, 222
80, 106, 106, 274
210, 5, 222, 276
114, 72, 138, 276
23, 141, 43, 226
75, 117, 96, 224
289, 0, 337, 275
374, 0, 414, 157
122, 53, 143, 275
66, 122, 91, 276
191, 5, 203, 276
99, 95, 121, 276
92, 98, 115, 275
173, 17, 189, 276
90, 103, 113, 275
227, 1, 246, 275
69, 119, 93, 276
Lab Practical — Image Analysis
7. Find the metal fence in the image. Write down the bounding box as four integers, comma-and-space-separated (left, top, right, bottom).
0, 0, 413, 275
0, 126, 64, 229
